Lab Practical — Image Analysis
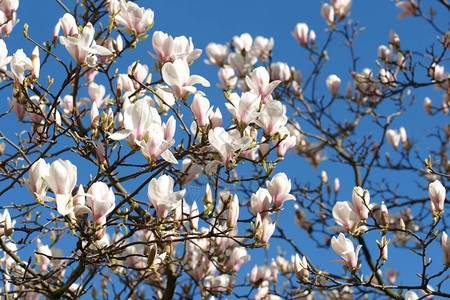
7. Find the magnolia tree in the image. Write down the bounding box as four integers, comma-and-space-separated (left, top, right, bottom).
0, 0, 448, 299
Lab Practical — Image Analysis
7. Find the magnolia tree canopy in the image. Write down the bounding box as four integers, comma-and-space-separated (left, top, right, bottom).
0, 0, 448, 299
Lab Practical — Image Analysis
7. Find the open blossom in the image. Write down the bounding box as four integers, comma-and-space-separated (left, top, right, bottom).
45, 159, 77, 216
147, 175, 186, 219
252, 36, 274, 61
60, 23, 112, 66
245, 67, 280, 103
251, 188, 272, 216
113, 0, 154, 35
150, 31, 202, 65
331, 201, 360, 234
331, 0, 352, 20
207, 127, 252, 169
161, 58, 210, 99
331, 233, 362, 270
396, 0, 418, 19
429, 180, 446, 216
226, 246, 250, 272
217, 66, 237, 89
110, 97, 161, 145
204, 42, 228, 66
326, 74, 341, 96
225, 92, 261, 128
9, 49, 32, 84
257, 100, 288, 136
266, 172, 295, 208
232, 33, 253, 53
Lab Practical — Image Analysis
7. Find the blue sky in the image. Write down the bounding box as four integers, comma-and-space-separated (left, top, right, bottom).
1, 0, 449, 298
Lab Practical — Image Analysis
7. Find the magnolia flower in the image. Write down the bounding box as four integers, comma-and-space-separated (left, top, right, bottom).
389, 30, 401, 49
192, 94, 213, 128
225, 92, 261, 128
126, 61, 148, 90
378, 45, 392, 62
110, 97, 161, 145
331, 201, 360, 234
292, 254, 309, 280
352, 186, 373, 221
7, 97, 26, 121
228, 52, 251, 77
396, 1, 418, 19
251, 36, 274, 61
55, 13, 78, 37
60, 23, 112, 66
161, 58, 210, 99
232, 33, 253, 53
386, 129, 400, 149
226, 246, 250, 272
250, 188, 272, 216
331, 233, 361, 270
423, 97, 433, 115
245, 66, 280, 103
292, 23, 309, 46
270, 62, 291, 82
257, 100, 288, 136
86, 182, 115, 227
442, 231, 450, 264
266, 172, 295, 208
331, 0, 352, 20
46, 159, 77, 216
334, 178, 340, 194
207, 127, 252, 169
204, 42, 228, 66
217, 66, 237, 89
254, 213, 276, 243
25, 158, 50, 199
321, 3, 335, 24
429, 180, 446, 216
9, 49, 32, 84
88, 82, 109, 108
0, 209, 12, 237
114, 0, 154, 35
147, 175, 186, 219
150, 31, 202, 65
326, 74, 341, 96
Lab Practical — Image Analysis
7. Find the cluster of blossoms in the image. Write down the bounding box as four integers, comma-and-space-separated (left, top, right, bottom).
0, 0, 448, 299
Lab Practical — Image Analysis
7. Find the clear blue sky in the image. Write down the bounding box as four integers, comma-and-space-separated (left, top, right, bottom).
1, 0, 448, 298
